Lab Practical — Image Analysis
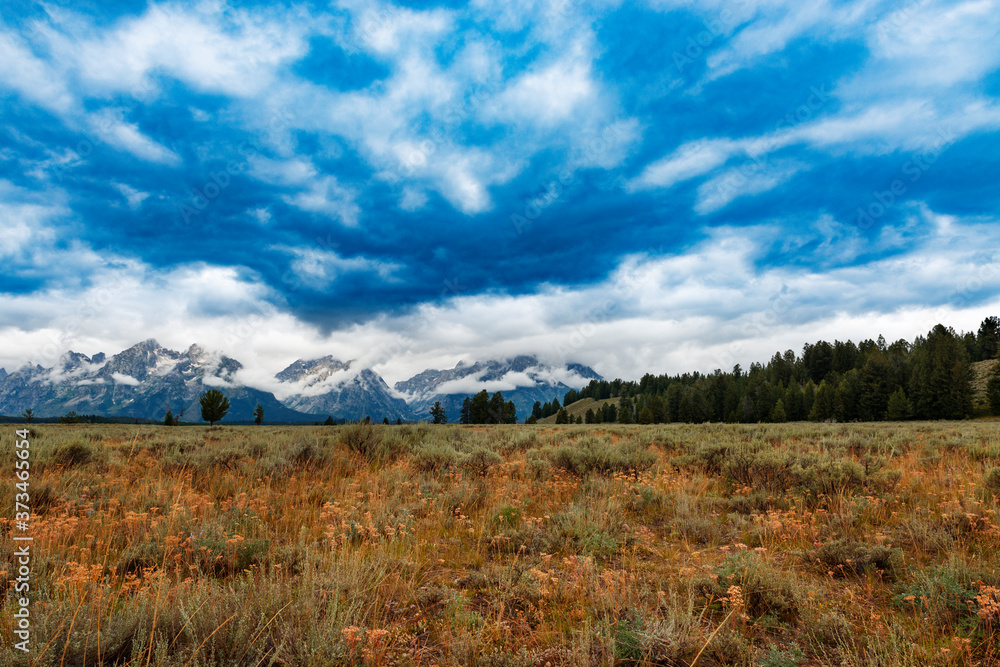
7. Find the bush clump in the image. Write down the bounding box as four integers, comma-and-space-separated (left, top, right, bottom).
52, 440, 93, 466
339, 422, 383, 458
812, 539, 902, 580
411, 442, 460, 472
547, 437, 656, 477
696, 552, 801, 624
462, 446, 502, 477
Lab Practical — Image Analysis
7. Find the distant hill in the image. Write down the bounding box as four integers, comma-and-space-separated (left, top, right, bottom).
538, 397, 621, 424
972, 359, 999, 413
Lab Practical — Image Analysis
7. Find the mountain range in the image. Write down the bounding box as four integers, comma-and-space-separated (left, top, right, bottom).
0, 340, 600, 423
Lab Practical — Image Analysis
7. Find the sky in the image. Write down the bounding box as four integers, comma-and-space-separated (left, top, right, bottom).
1, 0, 999, 387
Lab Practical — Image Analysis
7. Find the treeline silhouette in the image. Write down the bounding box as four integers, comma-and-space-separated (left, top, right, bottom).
459, 390, 518, 424
561, 318, 1000, 424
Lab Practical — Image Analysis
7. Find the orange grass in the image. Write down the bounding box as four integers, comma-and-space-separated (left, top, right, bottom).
2, 421, 1000, 665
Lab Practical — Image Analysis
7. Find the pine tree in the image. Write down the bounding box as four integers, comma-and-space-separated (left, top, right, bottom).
769, 399, 787, 422
858, 351, 891, 421
555, 408, 569, 424
21, 408, 34, 423
504, 400, 517, 424
253, 403, 264, 425
324, 416, 335, 425
809, 382, 835, 421
460, 397, 472, 424
977, 316, 1000, 361
199, 389, 229, 426
987, 362, 1000, 416
886, 387, 912, 420
429, 401, 447, 424
163, 409, 174, 426
469, 390, 490, 423
585, 408, 596, 424
488, 392, 507, 424
909, 324, 972, 419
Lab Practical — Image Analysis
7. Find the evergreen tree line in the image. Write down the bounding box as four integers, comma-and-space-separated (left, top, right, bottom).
459, 390, 518, 424
530, 398, 564, 421
563, 319, 1000, 424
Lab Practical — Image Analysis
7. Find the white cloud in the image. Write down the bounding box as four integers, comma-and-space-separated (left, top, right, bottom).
489, 50, 596, 125
0, 29, 76, 114
282, 176, 361, 226
628, 139, 736, 191
695, 161, 803, 214
249, 207, 272, 225
114, 183, 150, 209
70, 3, 310, 98
274, 246, 401, 289
87, 110, 181, 165
433, 371, 532, 395
111, 372, 140, 386
399, 186, 428, 211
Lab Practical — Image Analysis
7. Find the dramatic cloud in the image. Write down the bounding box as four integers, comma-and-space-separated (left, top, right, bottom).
1, 0, 998, 382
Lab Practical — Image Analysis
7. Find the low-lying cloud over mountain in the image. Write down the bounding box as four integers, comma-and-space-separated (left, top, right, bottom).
395, 355, 602, 423
0, 341, 596, 423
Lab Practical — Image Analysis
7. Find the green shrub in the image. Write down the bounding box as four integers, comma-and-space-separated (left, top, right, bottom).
547, 437, 655, 477
760, 643, 806, 667
982, 467, 1000, 499
697, 552, 801, 623
462, 446, 502, 477
411, 442, 460, 472
525, 449, 551, 480
896, 562, 978, 628
812, 539, 902, 580
492, 506, 522, 529
52, 440, 93, 466
339, 422, 383, 458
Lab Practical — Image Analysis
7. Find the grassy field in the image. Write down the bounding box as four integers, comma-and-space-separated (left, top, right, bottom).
3, 421, 1000, 666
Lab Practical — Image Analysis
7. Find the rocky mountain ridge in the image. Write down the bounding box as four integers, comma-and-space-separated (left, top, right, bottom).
0, 341, 598, 423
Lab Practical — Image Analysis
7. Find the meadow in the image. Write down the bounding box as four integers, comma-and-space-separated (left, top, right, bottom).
3, 421, 1000, 666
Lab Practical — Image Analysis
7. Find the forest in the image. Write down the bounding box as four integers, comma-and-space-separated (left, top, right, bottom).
531, 318, 1000, 425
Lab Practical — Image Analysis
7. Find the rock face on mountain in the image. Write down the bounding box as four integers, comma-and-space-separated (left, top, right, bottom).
275, 357, 413, 422
0, 340, 311, 422
0, 343, 601, 423
395, 355, 602, 423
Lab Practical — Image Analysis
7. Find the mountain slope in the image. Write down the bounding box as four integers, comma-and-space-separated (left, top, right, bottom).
0, 340, 314, 422
395, 356, 601, 423
274, 357, 413, 421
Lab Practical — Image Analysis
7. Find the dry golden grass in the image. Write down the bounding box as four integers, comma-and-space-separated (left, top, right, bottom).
3, 421, 1000, 666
